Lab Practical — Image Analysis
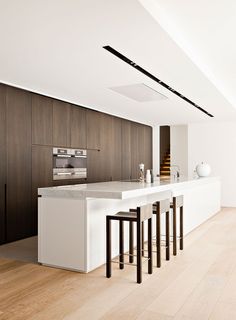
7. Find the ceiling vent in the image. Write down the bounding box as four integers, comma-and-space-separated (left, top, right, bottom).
109, 83, 168, 102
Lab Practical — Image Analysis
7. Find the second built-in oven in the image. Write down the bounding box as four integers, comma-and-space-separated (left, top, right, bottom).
53, 147, 87, 180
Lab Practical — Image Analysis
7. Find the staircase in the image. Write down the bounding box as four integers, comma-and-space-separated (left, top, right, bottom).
160, 150, 171, 176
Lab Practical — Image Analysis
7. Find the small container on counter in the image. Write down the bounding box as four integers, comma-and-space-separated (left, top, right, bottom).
146, 169, 151, 184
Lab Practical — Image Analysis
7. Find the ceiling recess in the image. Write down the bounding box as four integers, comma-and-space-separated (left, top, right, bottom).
103, 45, 214, 118
109, 83, 168, 102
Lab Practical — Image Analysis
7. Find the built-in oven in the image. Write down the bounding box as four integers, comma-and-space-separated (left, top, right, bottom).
53, 147, 87, 180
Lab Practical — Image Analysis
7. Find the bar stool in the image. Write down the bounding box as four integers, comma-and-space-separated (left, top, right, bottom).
131, 198, 170, 268
152, 199, 170, 267
171, 195, 184, 255
106, 203, 153, 284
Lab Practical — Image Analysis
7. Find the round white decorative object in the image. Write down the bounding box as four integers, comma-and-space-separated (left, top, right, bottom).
196, 162, 211, 177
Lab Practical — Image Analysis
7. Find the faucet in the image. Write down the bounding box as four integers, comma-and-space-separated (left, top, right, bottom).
171, 165, 180, 178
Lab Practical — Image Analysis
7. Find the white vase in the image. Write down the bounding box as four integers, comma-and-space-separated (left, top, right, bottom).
146, 170, 151, 184
196, 162, 211, 177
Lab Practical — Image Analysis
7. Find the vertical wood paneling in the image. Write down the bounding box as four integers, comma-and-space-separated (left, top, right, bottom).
110, 116, 121, 181
6, 86, 32, 241
53, 100, 71, 147
70, 106, 87, 148
86, 109, 101, 150
0, 83, 153, 244
131, 122, 140, 180
32, 94, 53, 145
0, 84, 6, 244
32, 145, 53, 234
121, 119, 131, 180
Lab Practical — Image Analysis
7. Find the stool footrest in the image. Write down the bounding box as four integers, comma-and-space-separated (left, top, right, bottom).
111, 260, 137, 267
153, 235, 183, 240
111, 257, 150, 266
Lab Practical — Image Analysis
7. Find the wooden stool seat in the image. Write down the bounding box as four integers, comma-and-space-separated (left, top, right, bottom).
106, 203, 153, 284
113, 211, 137, 220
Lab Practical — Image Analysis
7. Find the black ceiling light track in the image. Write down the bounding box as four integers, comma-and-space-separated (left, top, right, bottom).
103, 45, 214, 118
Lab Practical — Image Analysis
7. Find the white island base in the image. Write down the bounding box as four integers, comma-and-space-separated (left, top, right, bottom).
38, 177, 221, 273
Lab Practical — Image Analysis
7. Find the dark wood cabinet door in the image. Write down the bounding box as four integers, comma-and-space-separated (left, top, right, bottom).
144, 126, 153, 170
98, 114, 122, 182
32, 145, 53, 234
87, 115, 122, 182
32, 94, 53, 145
53, 100, 71, 147
99, 113, 112, 182
86, 109, 101, 150
110, 116, 121, 181
6, 87, 32, 242
131, 122, 140, 180
130, 122, 152, 180
121, 120, 131, 180
71, 106, 87, 148
0, 84, 6, 244
87, 149, 103, 183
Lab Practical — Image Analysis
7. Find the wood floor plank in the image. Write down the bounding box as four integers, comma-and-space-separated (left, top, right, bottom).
0, 208, 236, 320
146, 244, 223, 316
136, 310, 173, 320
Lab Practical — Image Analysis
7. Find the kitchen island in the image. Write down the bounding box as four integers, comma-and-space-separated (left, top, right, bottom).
38, 176, 221, 272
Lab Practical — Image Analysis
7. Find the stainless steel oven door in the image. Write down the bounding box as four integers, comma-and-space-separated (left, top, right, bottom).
53, 148, 87, 180
53, 168, 87, 180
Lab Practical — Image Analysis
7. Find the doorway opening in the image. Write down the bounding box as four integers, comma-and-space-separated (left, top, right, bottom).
160, 126, 170, 176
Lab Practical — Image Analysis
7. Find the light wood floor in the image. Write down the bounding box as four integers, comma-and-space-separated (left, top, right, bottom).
1, 207, 236, 320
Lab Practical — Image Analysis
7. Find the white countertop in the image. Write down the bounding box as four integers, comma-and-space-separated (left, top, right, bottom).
38, 176, 220, 200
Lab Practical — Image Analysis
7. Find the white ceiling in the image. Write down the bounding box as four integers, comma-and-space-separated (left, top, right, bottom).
0, 0, 236, 126
140, 0, 236, 107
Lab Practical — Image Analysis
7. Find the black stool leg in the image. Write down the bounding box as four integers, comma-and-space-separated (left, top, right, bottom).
180, 206, 184, 250
148, 217, 153, 274
173, 199, 177, 256
156, 206, 161, 268
106, 216, 111, 278
119, 220, 124, 269
137, 216, 142, 284
142, 222, 144, 256
129, 221, 134, 263
166, 211, 170, 260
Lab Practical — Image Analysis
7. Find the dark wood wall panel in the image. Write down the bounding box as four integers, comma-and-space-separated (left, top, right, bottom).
87, 149, 102, 183
71, 106, 87, 148
0, 83, 153, 244
32, 145, 53, 233
32, 94, 53, 145
0, 85, 6, 244
110, 116, 122, 181
144, 126, 153, 170
131, 122, 140, 180
6, 87, 32, 242
53, 100, 71, 147
121, 120, 132, 181
99, 113, 113, 182
86, 109, 101, 150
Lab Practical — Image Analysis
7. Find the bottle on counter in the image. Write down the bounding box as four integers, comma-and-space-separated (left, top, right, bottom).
146, 169, 151, 184
150, 169, 154, 183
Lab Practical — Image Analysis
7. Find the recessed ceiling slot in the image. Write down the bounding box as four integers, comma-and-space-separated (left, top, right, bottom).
103, 45, 214, 118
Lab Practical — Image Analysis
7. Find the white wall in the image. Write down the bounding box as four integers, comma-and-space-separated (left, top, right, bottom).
153, 121, 236, 207
188, 122, 236, 207
170, 125, 188, 176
